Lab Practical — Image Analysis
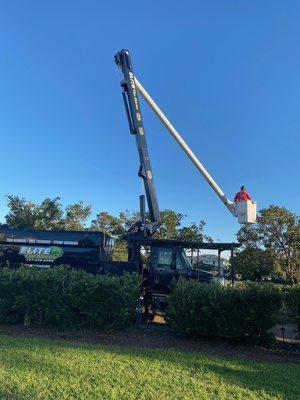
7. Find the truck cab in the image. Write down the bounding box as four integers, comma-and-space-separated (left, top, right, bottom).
149, 243, 213, 294
127, 238, 239, 310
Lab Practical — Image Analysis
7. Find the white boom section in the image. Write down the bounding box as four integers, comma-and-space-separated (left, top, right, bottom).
134, 77, 236, 216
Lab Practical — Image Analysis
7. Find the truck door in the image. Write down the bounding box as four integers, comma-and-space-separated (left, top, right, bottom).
149, 245, 176, 293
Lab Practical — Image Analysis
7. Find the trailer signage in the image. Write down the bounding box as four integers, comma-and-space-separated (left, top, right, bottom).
19, 246, 64, 262
6, 238, 78, 245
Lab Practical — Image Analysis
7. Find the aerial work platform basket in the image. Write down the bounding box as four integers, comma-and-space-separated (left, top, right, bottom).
236, 200, 257, 224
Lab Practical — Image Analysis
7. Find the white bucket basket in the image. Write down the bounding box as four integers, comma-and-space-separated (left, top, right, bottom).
236, 200, 257, 224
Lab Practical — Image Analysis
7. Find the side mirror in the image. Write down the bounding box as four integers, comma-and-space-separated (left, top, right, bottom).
170, 261, 176, 270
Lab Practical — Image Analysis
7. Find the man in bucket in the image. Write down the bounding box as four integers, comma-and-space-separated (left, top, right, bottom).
234, 186, 252, 203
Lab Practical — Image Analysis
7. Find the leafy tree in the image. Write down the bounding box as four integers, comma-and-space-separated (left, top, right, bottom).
91, 212, 128, 261
91, 210, 141, 262
155, 210, 212, 242
91, 210, 142, 237
155, 210, 184, 240
177, 221, 212, 242
61, 201, 92, 231
91, 209, 212, 261
91, 208, 211, 242
37, 197, 64, 229
5, 195, 63, 230
119, 210, 140, 233
112, 240, 128, 261
91, 211, 124, 236
5, 195, 91, 231
237, 205, 300, 283
4, 196, 36, 229
4, 195, 212, 262
234, 248, 275, 281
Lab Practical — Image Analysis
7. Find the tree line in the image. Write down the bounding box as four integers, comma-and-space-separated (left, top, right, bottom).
2, 195, 211, 261
235, 205, 299, 283
1, 195, 299, 282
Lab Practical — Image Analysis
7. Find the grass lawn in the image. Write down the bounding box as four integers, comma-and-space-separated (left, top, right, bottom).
0, 335, 298, 400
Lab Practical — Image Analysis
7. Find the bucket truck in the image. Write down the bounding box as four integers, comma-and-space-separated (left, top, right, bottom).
114, 49, 241, 308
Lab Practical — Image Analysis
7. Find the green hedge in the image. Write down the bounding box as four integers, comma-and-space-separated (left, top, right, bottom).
0, 266, 139, 330
165, 280, 282, 345
281, 284, 300, 331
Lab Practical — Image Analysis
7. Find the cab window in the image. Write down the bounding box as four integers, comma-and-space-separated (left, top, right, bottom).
152, 247, 173, 268
176, 248, 191, 272
176, 251, 186, 272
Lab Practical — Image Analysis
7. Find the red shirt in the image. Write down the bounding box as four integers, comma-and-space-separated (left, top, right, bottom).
234, 190, 251, 202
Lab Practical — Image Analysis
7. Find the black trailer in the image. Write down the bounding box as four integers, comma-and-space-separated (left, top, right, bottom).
0, 227, 115, 274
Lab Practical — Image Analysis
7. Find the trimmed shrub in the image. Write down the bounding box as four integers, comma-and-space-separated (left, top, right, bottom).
0, 266, 139, 330
281, 284, 300, 332
165, 279, 282, 345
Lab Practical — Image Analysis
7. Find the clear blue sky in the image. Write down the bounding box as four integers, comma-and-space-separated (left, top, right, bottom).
0, 1, 299, 242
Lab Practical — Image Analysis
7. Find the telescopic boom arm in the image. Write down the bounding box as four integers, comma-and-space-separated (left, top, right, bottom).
134, 78, 236, 216
115, 50, 161, 235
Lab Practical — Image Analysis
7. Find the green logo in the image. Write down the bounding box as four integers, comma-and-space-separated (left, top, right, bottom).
19, 246, 64, 262
50, 246, 63, 258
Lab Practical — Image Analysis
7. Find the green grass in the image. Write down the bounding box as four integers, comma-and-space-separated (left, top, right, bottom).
0, 335, 298, 400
